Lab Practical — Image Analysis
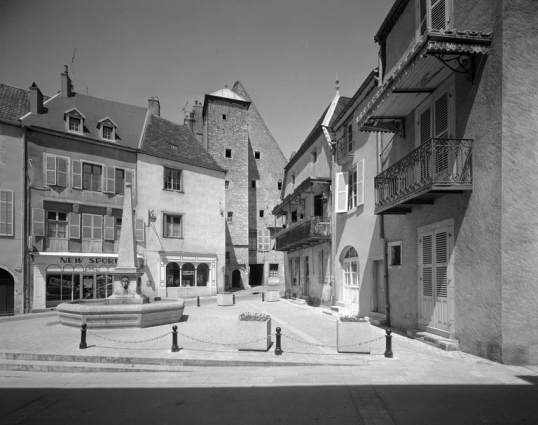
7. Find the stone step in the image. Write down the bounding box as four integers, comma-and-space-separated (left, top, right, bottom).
407, 329, 459, 351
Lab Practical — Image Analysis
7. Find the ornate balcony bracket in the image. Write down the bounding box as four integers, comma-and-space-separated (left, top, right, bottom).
362, 116, 405, 138
425, 51, 475, 82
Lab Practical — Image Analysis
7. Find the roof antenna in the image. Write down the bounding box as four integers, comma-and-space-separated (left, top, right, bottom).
70, 47, 77, 89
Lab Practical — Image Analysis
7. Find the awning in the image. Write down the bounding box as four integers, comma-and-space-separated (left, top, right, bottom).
357, 28, 492, 131
272, 177, 331, 216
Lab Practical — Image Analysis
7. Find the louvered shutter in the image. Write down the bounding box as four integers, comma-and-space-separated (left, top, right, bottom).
335, 172, 349, 213
356, 160, 364, 207
68, 212, 81, 239
421, 233, 433, 298
32, 208, 45, 236
93, 215, 103, 240
103, 166, 115, 193
135, 218, 144, 242
434, 91, 450, 175
435, 230, 449, 299
430, 0, 447, 31
45, 155, 56, 186
57, 157, 68, 187
419, 0, 428, 35
82, 214, 92, 239
0, 190, 13, 236
72, 160, 82, 189
419, 106, 432, 181
104, 215, 115, 240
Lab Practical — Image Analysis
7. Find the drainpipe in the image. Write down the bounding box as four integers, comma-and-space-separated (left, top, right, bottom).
377, 132, 390, 327
22, 125, 31, 313
330, 139, 336, 307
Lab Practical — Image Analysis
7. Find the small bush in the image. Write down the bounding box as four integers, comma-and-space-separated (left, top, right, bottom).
238, 312, 271, 321
339, 315, 369, 322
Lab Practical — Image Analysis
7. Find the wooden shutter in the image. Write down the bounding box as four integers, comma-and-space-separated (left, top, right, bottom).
135, 218, 144, 242
419, 107, 432, 145
335, 172, 349, 213
356, 160, 364, 207
0, 190, 14, 236
57, 157, 68, 187
434, 91, 450, 174
82, 214, 92, 239
419, 0, 428, 35
72, 160, 82, 189
435, 230, 449, 299
32, 208, 45, 236
45, 155, 56, 186
68, 212, 81, 239
93, 215, 103, 240
104, 215, 115, 240
430, 0, 447, 30
104, 166, 115, 193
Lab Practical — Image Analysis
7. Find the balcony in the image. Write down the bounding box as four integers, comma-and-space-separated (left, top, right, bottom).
275, 216, 331, 252
375, 138, 473, 214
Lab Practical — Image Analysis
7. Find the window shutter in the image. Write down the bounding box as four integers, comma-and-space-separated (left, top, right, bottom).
126, 169, 136, 202
93, 215, 103, 240
45, 155, 57, 186
435, 230, 449, 299
82, 214, 92, 239
335, 172, 349, 213
72, 160, 82, 189
419, 107, 432, 145
104, 215, 115, 240
57, 157, 68, 187
32, 208, 45, 236
430, 0, 447, 30
104, 166, 115, 193
0, 190, 14, 236
421, 233, 433, 298
257, 229, 263, 252
68, 212, 81, 239
434, 92, 449, 138
135, 218, 144, 242
356, 160, 365, 207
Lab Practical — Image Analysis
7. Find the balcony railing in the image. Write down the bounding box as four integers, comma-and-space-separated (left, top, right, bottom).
275, 216, 331, 252
375, 138, 473, 214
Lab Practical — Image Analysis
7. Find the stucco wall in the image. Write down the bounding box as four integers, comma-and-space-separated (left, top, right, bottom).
0, 123, 24, 313
136, 154, 226, 296
384, 0, 416, 81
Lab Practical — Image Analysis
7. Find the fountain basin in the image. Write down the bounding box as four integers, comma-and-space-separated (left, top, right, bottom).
57, 298, 185, 328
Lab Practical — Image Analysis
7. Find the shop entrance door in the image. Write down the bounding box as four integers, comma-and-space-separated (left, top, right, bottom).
0, 269, 14, 316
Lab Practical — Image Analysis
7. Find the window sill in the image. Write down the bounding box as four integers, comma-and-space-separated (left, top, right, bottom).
163, 236, 184, 239
388, 265, 402, 270
162, 188, 184, 194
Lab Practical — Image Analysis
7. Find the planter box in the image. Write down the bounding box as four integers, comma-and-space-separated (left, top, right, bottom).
337, 320, 371, 354
217, 293, 234, 306
237, 318, 272, 351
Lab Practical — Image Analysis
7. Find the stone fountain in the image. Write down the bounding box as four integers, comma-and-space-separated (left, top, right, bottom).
57, 183, 185, 328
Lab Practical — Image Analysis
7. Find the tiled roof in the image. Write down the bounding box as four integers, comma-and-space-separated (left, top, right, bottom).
22, 92, 147, 149
0, 83, 31, 124
141, 114, 225, 173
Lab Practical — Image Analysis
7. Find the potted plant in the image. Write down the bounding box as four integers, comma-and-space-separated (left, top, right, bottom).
336, 315, 371, 354
217, 291, 234, 306
237, 312, 272, 351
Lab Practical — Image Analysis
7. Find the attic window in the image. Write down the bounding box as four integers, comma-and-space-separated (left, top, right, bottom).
102, 126, 113, 140
98, 117, 117, 141
64, 108, 85, 135
69, 117, 81, 132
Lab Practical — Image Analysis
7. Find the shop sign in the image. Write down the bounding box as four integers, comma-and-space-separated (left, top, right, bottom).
60, 257, 118, 265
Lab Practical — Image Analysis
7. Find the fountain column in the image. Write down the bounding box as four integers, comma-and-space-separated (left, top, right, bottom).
107, 182, 148, 304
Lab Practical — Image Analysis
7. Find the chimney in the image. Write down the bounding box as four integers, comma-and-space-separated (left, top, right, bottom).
61, 65, 74, 98
148, 97, 160, 116
192, 100, 203, 143
29, 83, 44, 114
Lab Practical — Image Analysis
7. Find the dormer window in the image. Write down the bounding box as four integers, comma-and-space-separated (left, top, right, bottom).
64, 107, 85, 135
98, 117, 117, 141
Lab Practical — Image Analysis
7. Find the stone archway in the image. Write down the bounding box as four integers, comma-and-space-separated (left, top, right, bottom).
0, 268, 15, 316
231, 270, 242, 289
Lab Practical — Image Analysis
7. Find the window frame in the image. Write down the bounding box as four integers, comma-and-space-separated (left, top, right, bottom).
163, 213, 183, 239
254, 151, 261, 160
388, 241, 403, 269
163, 167, 183, 192
82, 162, 103, 192
0, 189, 14, 236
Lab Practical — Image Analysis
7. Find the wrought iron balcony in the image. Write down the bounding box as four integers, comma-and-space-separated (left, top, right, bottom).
275, 216, 331, 252
375, 138, 473, 214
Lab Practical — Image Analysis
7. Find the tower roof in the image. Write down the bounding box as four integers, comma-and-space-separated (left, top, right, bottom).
209, 87, 247, 102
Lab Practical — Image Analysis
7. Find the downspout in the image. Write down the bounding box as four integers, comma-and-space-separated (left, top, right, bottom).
330, 141, 336, 306
22, 124, 31, 313
377, 132, 391, 327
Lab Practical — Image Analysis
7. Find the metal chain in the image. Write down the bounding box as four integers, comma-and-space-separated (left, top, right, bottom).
176, 331, 268, 347
87, 330, 171, 344
281, 333, 384, 348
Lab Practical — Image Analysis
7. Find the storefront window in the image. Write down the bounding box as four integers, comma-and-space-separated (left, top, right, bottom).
96, 274, 113, 298
166, 262, 181, 287
46, 273, 80, 307
182, 263, 195, 287
197, 263, 209, 286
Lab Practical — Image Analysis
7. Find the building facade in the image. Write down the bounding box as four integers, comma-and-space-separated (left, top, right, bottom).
273, 90, 349, 306
0, 84, 29, 315
356, 0, 538, 364
198, 83, 286, 289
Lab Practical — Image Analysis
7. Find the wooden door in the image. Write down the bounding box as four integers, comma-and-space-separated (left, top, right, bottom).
0, 269, 14, 316
372, 260, 386, 314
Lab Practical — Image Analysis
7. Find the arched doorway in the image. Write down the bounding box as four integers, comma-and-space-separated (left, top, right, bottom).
0, 268, 15, 316
197, 263, 209, 287
232, 270, 242, 288
182, 263, 195, 287
166, 262, 181, 287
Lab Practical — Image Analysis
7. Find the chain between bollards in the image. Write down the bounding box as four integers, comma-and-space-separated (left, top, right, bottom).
275, 327, 283, 355
384, 328, 393, 358
79, 323, 87, 349
171, 325, 179, 352
197, 296, 200, 307
262, 292, 265, 302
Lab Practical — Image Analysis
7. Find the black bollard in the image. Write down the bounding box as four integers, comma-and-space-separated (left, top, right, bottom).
171, 325, 179, 352
79, 323, 87, 349
197, 296, 200, 307
384, 328, 393, 358
275, 327, 283, 356
233, 294, 235, 305
262, 292, 265, 302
